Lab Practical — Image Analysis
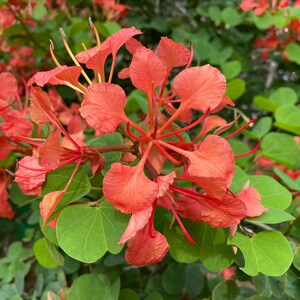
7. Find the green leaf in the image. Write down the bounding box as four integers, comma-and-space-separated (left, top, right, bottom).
185, 264, 204, 297
228, 231, 293, 276
162, 263, 185, 295
253, 11, 273, 29
226, 79, 246, 100
270, 87, 297, 106
42, 164, 91, 208
253, 95, 278, 112
252, 273, 287, 298
33, 238, 64, 269
273, 167, 300, 190
273, 14, 290, 28
164, 222, 234, 271
144, 292, 164, 300
87, 133, 123, 173
249, 175, 292, 210
274, 105, 300, 135
230, 166, 249, 194
293, 246, 300, 271
68, 274, 120, 300
261, 132, 300, 168
221, 7, 242, 27
221, 60, 242, 80
57, 200, 129, 263
212, 280, 240, 300
208, 6, 222, 22
248, 208, 295, 224
119, 289, 140, 300
32, 4, 47, 20
229, 139, 252, 167
244, 116, 272, 140
285, 42, 300, 65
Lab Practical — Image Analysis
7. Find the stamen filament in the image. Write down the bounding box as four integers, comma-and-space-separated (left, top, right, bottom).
59, 27, 93, 85
158, 109, 210, 139
49, 40, 62, 68
153, 140, 183, 165
225, 118, 257, 140
234, 141, 260, 158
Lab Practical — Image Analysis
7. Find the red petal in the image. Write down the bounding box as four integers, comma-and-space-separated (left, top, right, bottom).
40, 190, 64, 225
14, 156, 50, 194
0, 172, 14, 219
238, 186, 267, 217
103, 162, 158, 213
125, 225, 170, 266
186, 135, 235, 189
39, 130, 63, 169
125, 37, 144, 54
176, 191, 246, 228
27, 66, 68, 87
55, 66, 83, 90
156, 37, 190, 73
29, 87, 54, 125
80, 83, 127, 135
0, 135, 15, 160
0, 72, 18, 101
129, 47, 166, 96
199, 115, 227, 137
118, 67, 130, 79
211, 95, 235, 113
109, 27, 142, 58
119, 206, 152, 246
157, 171, 176, 197
86, 48, 111, 80
173, 65, 226, 112
1, 110, 33, 137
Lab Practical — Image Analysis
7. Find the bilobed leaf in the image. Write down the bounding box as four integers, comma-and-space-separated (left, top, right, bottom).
33, 238, 64, 269
285, 42, 300, 65
252, 273, 287, 298
57, 200, 129, 263
68, 274, 120, 300
253, 95, 278, 112
253, 11, 273, 29
261, 132, 300, 168
208, 6, 222, 22
164, 221, 234, 271
162, 263, 185, 295
42, 164, 91, 208
270, 87, 297, 106
221, 7, 242, 27
221, 60, 242, 80
274, 105, 300, 135
245, 116, 272, 139
185, 264, 204, 297
248, 208, 295, 224
249, 175, 292, 210
225, 79, 245, 100
212, 280, 240, 300
228, 231, 293, 276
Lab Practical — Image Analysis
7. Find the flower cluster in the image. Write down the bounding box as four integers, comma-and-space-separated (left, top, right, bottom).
2, 24, 266, 265
241, 0, 300, 60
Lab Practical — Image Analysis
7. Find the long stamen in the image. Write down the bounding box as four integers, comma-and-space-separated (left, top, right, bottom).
163, 195, 196, 244
235, 141, 260, 158
89, 17, 101, 50
59, 28, 93, 85
158, 109, 210, 139
49, 40, 62, 68
126, 122, 149, 141
153, 140, 183, 165
225, 118, 256, 140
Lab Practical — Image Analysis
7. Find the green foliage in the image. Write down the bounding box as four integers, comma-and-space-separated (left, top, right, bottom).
229, 231, 293, 276
56, 200, 129, 263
